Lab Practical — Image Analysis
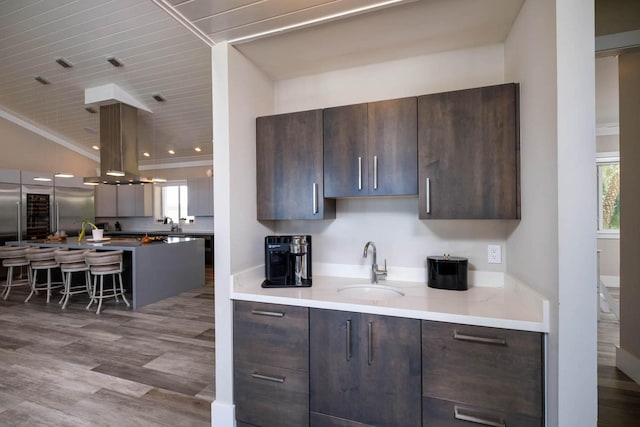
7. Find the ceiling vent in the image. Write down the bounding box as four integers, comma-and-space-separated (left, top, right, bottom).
35, 76, 50, 85
55, 57, 73, 68
107, 56, 124, 67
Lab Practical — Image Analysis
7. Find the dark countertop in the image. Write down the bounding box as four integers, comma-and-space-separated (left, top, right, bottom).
7, 236, 199, 251
105, 230, 214, 237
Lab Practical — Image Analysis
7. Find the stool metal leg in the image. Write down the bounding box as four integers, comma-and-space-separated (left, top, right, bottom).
25, 269, 39, 303
118, 273, 130, 308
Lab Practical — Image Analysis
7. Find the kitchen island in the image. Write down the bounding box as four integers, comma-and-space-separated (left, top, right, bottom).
8, 236, 205, 309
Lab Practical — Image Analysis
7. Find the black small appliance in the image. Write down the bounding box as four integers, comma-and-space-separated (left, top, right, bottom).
262, 235, 312, 288
427, 255, 468, 291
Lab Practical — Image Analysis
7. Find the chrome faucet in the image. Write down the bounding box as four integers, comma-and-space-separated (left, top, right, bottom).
363, 241, 388, 283
164, 216, 179, 232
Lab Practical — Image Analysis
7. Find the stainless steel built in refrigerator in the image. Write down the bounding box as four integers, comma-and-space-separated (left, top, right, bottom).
0, 182, 21, 245
53, 184, 95, 235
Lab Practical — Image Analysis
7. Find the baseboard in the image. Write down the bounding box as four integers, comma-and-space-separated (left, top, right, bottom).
616, 347, 640, 384
212, 400, 236, 427
601, 275, 620, 287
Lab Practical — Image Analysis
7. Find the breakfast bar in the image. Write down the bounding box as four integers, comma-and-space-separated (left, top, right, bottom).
8, 236, 205, 309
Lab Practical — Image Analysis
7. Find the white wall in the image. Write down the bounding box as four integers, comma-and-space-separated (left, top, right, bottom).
211, 42, 275, 425
274, 44, 510, 274
505, 0, 597, 426
0, 116, 97, 176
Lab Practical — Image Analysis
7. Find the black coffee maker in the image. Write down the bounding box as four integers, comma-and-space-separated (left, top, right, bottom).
262, 235, 312, 288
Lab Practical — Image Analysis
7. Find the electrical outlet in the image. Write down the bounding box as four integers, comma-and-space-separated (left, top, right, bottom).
488, 244, 502, 264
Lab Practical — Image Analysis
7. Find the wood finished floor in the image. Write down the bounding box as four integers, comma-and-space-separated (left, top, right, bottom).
0, 267, 214, 427
597, 287, 640, 427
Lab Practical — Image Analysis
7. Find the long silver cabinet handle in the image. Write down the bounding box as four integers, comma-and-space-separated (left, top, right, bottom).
312, 182, 318, 214
426, 177, 431, 214
453, 330, 507, 346
252, 372, 285, 384
16, 202, 21, 242
367, 321, 373, 365
358, 157, 362, 191
346, 319, 352, 361
373, 156, 378, 190
454, 406, 506, 427
251, 309, 285, 318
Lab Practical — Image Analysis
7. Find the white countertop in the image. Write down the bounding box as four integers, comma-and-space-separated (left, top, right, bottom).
231, 265, 549, 333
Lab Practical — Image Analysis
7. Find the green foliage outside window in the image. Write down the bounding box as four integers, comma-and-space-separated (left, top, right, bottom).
598, 162, 620, 232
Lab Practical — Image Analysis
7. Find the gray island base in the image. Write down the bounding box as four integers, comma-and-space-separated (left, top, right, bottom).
8, 237, 205, 309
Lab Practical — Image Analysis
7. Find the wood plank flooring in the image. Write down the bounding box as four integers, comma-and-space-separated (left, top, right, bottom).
0, 267, 214, 426
597, 287, 640, 427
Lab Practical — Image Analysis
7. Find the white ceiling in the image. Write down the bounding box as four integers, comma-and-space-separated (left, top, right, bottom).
0, 0, 526, 169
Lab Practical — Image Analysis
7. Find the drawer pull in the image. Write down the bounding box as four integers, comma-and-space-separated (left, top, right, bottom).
367, 321, 373, 365
251, 309, 285, 318
358, 157, 363, 191
454, 405, 506, 427
346, 319, 352, 361
252, 372, 285, 384
453, 330, 506, 346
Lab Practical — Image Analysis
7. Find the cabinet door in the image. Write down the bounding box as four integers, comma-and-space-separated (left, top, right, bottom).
368, 97, 418, 196
418, 84, 520, 219
95, 185, 117, 217
359, 314, 421, 427
310, 310, 421, 427
323, 103, 368, 197
310, 309, 362, 421
257, 110, 335, 220
187, 177, 213, 216
116, 185, 152, 217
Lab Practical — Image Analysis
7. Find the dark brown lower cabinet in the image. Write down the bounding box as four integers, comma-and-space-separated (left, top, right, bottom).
310, 308, 421, 427
234, 301, 309, 427
422, 321, 544, 426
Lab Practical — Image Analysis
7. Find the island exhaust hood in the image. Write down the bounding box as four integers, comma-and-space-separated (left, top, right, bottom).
83, 103, 152, 185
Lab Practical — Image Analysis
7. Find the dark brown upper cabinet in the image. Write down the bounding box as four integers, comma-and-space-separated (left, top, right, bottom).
256, 110, 336, 220
323, 97, 418, 198
418, 83, 520, 219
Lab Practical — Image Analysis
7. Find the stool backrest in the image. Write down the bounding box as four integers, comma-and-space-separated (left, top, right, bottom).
55, 249, 90, 264
0, 246, 30, 259
25, 247, 59, 262
85, 250, 123, 267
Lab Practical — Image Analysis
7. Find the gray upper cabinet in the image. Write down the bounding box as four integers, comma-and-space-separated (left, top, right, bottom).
323, 97, 418, 197
94, 185, 117, 217
418, 83, 520, 219
97, 185, 151, 218
116, 184, 152, 217
256, 109, 336, 220
187, 177, 213, 217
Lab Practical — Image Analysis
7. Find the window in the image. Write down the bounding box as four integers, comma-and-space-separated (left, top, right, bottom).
597, 154, 620, 235
161, 183, 190, 222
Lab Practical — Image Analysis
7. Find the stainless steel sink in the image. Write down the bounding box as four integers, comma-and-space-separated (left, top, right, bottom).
338, 284, 405, 300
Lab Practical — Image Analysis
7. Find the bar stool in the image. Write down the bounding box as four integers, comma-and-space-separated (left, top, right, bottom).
25, 247, 65, 303
55, 249, 93, 309
1, 246, 32, 300
85, 250, 130, 314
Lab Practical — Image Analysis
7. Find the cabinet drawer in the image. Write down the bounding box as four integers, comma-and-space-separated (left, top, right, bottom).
422, 321, 543, 417
311, 412, 374, 427
234, 301, 309, 371
423, 396, 542, 427
235, 359, 309, 427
